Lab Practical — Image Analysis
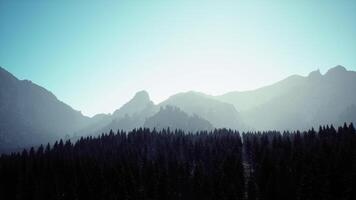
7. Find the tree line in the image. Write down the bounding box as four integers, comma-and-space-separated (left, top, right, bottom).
0, 124, 355, 200
243, 124, 356, 200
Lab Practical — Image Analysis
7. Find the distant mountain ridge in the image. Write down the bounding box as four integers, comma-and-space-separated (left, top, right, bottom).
79, 90, 240, 135
77, 90, 158, 136
83, 65, 356, 134
159, 91, 244, 130
1, 65, 355, 151
215, 65, 356, 130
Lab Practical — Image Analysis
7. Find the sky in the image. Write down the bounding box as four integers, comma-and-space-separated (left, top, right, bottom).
1, 0, 356, 116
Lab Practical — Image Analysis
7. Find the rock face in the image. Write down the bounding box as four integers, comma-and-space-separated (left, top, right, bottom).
0, 67, 90, 151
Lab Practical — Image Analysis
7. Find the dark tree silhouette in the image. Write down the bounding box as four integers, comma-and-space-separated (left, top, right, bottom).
243, 123, 356, 200
0, 123, 355, 200
0, 128, 244, 200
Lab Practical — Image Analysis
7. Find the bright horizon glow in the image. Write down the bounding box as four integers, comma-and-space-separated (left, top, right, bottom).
1, 1, 356, 116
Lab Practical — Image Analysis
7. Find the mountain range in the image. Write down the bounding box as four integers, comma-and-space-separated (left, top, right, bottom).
215, 65, 356, 130
0, 67, 90, 151
0, 65, 355, 151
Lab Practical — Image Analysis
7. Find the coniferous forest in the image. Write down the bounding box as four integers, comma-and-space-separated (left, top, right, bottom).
0, 124, 355, 200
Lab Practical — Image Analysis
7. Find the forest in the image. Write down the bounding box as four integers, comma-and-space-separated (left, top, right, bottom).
0, 124, 355, 200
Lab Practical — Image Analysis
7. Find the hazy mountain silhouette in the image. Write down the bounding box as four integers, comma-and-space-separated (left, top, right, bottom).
0, 67, 90, 151
113, 90, 156, 119
160, 91, 245, 130
144, 105, 213, 132
82, 90, 243, 135
79, 91, 158, 135
216, 65, 356, 130
1, 65, 355, 150
216, 75, 305, 111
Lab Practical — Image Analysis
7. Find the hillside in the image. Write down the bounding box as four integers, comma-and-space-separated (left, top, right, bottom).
0, 67, 90, 151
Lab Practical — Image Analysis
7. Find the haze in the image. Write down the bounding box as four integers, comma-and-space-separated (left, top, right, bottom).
1, 0, 355, 116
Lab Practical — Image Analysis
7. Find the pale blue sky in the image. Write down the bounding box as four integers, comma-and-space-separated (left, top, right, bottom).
1, 0, 355, 116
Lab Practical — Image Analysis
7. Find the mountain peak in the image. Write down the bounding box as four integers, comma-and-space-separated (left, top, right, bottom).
325, 65, 347, 76
113, 90, 153, 118
308, 69, 322, 79
133, 90, 150, 102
